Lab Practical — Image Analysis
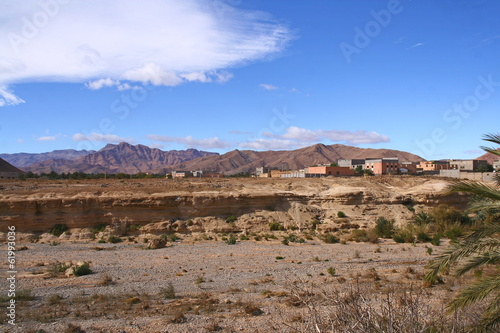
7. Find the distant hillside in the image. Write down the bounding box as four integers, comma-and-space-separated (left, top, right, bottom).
0, 149, 95, 168
159, 143, 425, 175
23, 142, 219, 174
476, 149, 500, 164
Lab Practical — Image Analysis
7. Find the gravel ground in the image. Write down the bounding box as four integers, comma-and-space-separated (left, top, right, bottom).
0, 238, 444, 332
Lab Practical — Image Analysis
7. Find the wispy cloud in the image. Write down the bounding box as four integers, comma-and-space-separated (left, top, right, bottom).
265, 126, 390, 145
406, 42, 424, 50
0, 0, 292, 104
239, 138, 303, 150
463, 149, 483, 155
37, 136, 57, 142
259, 83, 279, 91
148, 134, 232, 150
72, 133, 132, 144
0, 85, 25, 106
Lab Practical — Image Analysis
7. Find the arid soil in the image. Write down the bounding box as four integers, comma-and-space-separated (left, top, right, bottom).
0, 177, 476, 332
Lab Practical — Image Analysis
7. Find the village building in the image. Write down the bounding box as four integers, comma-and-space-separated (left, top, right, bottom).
338, 159, 365, 170
306, 166, 356, 177
448, 159, 488, 171
417, 161, 451, 171
0, 158, 23, 180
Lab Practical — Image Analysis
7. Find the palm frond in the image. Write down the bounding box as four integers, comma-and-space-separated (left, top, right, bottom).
467, 200, 500, 212
480, 145, 500, 157
446, 181, 500, 202
447, 274, 500, 312
482, 133, 500, 147
425, 222, 500, 281
455, 250, 500, 276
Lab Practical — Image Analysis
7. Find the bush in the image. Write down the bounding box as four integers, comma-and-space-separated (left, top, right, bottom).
283, 234, 305, 244
322, 233, 340, 244
430, 233, 441, 246
374, 217, 395, 238
269, 222, 285, 231
108, 236, 122, 243
50, 224, 69, 237
225, 234, 237, 245
393, 231, 414, 244
337, 211, 346, 218
73, 263, 92, 276
349, 229, 379, 243
444, 225, 464, 240
160, 282, 176, 299
90, 223, 108, 233
327, 267, 336, 276
417, 232, 431, 243
226, 215, 237, 223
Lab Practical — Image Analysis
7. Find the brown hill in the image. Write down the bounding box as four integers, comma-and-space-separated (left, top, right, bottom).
23, 143, 218, 174
476, 149, 500, 164
0, 158, 24, 173
160, 144, 424, 175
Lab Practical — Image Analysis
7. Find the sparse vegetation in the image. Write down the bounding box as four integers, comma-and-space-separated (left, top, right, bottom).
50, 224, 69, 237
374, 217, 395, 238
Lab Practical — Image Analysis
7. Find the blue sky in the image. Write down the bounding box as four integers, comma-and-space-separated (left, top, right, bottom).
1, 0, 500, 160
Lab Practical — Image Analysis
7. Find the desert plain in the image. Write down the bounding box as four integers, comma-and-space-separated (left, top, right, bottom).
0, 176, 485, 332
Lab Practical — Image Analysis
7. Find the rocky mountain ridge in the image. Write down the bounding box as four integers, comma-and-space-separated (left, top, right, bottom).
22, 143, 218, 174
161, 143, 425, 175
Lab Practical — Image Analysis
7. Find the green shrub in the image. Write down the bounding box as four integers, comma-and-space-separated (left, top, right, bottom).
322, 233, 340, 244
414, 212, 432, 225
269, 222, 285, 231
282, 238, 289, 246
350, 229, 379, 243
417, 232, 431, 243
374, 217, 395, 238
50, 224, 69, 237
225, 235, 237, 245
90, 223, 108, 233
337, 211, 346, 218
327, 267, 336, 276
283, 234, 305, 244
444, 225, 464, 240
275, 256, 284, 260
108, 236, 122, 243
226, 215, 237, 223
393, 231, 414, 244
73, 263, 92, 276
430, 234, 441, 246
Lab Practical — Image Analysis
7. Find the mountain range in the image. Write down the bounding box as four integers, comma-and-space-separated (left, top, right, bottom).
5, 142, 426, 175
159, 143, 425, 175
20, 143, 218, 174
0, 149, 95, 168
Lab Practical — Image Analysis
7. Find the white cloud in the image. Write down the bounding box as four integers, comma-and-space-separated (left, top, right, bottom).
85, 78, 120, 90
259, 83, 278, 91
37, 136, 57, 141
72, 133, 131, 144
266, 126, 390, 145
0, 0, 291, 104
238, 138, 302, 150
0, 85, 25, 106
148, 134, 231, 150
